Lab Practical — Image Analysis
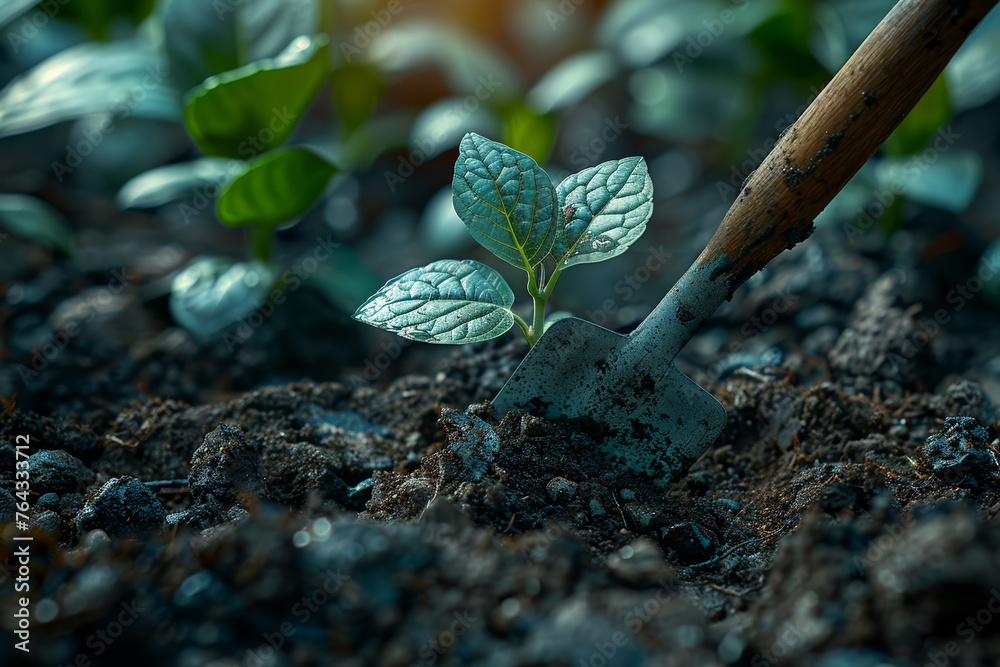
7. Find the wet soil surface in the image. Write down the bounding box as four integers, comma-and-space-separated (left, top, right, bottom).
3, 227, 1000, 666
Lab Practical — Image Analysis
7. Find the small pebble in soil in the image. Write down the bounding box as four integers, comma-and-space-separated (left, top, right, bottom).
27, 449, 96, 495
546, 476, 577, 503
660, 521, 716, 565
32, 509, 63, 539
442, 409, 499, 482
36, 492, 60, 512
76, 476, 166, 538
188, 423, 265, 509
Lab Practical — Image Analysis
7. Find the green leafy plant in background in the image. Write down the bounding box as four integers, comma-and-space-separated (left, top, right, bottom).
353, 133, 653, 345
167, 32, 345, 338
181, 33, 336, 262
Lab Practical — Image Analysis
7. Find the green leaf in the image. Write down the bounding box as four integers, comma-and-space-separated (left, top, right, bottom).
551, 156, 653, 269
946, 12, 1000, 111
0, 194, 73, 255
117, 158, 241, 209
525, 50, 619, 113
421, 186, 476, 255
163, 0, 320, 94
216, 147, 336, 226
0, 41, 180, 139
502, 101, 556, 165
169, 256, 276, 338
875, 149, 982, 213
57, 0, 157, 40
410, 99, 499, 160
184, 34, 330, 159
353, 259, 515, 344
366, 21, 521, 100
332, 111, 412, 170
452, 133, 557, 269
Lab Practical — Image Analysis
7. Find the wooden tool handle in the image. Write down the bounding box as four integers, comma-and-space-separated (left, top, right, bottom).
698, 0, 997, 294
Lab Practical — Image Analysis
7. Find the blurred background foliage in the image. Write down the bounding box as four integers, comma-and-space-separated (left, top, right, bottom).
1, 0, 999, 394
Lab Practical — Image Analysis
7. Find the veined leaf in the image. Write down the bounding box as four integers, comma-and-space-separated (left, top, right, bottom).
353, 259, 515, 344
452, 133, 557, 269
551, 156, 653, 269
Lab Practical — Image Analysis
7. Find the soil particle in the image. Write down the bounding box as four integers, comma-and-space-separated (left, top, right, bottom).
829, 270, 939, 385
928, 379, 1000, 425
738, 501, 1000, 664
259, 440, 352, 507
0, 489, 15, 524
32, 509, 63, 540
442, 409, 500, 482
0, 410, 102, 464
76, 476, 166, 538
919, 416, 998, 486
188, 423, 265, 509
365, 405, 646, 556
26, 449, 96, 495
93, 377, 464, 500
35, 493, 59, 512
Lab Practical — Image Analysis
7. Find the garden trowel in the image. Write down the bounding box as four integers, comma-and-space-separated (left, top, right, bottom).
494, 0, 998, 488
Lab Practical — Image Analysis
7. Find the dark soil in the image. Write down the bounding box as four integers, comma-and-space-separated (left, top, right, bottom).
3, 226, 1000, 666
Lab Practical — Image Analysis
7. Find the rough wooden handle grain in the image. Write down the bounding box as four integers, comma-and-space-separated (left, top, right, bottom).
698, 0, 998, 294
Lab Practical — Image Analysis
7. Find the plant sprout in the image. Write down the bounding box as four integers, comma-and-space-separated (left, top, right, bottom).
354, 133, 654, 346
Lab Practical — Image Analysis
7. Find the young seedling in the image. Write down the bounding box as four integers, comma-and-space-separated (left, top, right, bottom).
353, 133, 654, 345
